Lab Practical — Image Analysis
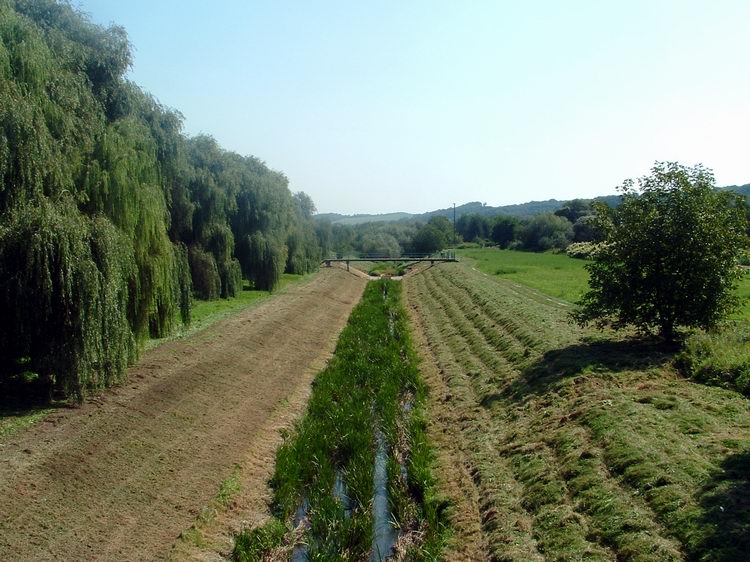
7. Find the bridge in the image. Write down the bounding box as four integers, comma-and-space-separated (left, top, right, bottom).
322, 251, 458, 272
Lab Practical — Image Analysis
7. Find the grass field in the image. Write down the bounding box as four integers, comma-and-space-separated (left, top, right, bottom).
458, 247, 750, 320
736, 273, 750, 319
457, 248, 589, 303
406, 262, 750, 561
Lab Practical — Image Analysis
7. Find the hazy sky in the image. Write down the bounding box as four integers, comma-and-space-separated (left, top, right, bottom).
78, 0, 750, 214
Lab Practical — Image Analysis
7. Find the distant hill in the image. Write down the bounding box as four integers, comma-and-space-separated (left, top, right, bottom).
316, 185, 748, 225
315, 212, 413, 226
721, 183, 750, 198
420, 195, 622, 220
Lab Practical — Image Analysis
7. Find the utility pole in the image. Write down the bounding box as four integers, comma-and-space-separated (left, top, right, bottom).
453, 203, 456, 248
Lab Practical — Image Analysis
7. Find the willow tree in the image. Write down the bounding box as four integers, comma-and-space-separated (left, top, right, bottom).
285, 191, 321, 274
0, 0, 320, 403
184, 135, 243, 298
0, 199, 135, 401
82, 115, 187, 338
241, 232, 287, 291
0, 0, 189, 400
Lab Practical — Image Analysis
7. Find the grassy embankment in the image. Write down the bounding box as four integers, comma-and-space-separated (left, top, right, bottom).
233, 280, 447, 561
406, 259, 750, 561
459, 247, 750, 395
458, 247, 750, 320
0, 273, 307, 440
148, 273, 306, 347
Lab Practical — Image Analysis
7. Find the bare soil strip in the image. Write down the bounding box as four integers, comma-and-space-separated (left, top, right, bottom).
0, 268, 365, 562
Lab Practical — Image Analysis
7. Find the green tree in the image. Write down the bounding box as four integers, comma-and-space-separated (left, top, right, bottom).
518, 213, 573, 251
427, 215, 454, 243
554, 199, 592, 223
412, 224, 446, 253
362, 232, 401, 257
490, 215, 519, 247
575, 162, 749, 342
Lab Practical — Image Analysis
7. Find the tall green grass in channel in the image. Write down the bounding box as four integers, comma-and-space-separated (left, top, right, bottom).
233, 280, 448, 561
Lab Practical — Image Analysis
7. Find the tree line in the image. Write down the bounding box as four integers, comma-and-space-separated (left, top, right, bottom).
0, 0, 323, 402
317, 199, 604, 257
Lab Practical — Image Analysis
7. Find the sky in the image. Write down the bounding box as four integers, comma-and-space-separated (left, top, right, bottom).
77, 0, 750, 215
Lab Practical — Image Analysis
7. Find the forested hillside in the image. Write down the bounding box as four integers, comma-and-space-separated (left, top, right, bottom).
0, 0, 322, 401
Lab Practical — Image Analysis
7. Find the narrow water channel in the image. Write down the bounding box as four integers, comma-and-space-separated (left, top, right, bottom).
371, 429, 397, 561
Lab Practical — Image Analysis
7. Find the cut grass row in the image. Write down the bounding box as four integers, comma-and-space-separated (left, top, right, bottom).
233, 280, 447, 561
458, 247, 750, 396
406, 262, 750, 561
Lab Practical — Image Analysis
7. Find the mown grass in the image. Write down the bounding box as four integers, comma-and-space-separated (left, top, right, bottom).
457, 247, 589, 302
406, 262, 750, 561
458, 247, 750, 396
0, 274, 308, 441
149, 273, 306, 348
232, 280, 448, 561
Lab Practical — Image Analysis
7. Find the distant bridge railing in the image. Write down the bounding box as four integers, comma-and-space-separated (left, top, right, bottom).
322, 250, 458, 271
323, 250, 456, 261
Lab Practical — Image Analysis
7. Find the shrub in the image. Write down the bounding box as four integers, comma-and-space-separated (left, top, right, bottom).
566, 242, 600, 260
675, 325, 750, 396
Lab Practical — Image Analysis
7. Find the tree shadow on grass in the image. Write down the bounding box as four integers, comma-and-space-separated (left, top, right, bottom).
0, 374, 71, 431
690, 450, 750, 561
503, 337, 675, 401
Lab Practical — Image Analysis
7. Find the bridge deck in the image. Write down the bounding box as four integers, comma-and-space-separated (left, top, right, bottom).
323, 257, 457, 263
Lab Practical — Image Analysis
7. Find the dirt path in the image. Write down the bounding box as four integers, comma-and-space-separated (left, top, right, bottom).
0, 268, 366, 562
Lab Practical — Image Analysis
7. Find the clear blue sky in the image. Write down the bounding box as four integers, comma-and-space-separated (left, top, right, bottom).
78, 0, 750, 214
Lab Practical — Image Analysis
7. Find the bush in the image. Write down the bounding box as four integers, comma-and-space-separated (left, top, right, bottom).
566, 242, 601, 260
676, 325, 750, 396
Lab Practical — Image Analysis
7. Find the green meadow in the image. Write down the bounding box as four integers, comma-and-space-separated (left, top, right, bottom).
458, 247, 750, 320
